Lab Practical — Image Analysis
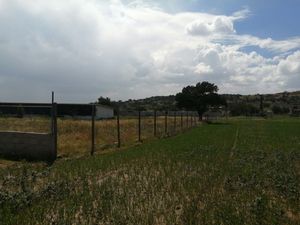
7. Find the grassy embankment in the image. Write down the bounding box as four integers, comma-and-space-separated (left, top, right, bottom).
0, 117, 300, 224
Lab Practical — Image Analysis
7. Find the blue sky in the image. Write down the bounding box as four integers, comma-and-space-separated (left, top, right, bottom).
151, 0, 300, 39
0, 0, 299, 102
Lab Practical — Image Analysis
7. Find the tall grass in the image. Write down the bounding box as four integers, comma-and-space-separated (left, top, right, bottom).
0, 115, 196, 158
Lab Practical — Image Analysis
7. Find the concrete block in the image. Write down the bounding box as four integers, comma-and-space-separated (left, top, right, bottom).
0, 131, 56, 161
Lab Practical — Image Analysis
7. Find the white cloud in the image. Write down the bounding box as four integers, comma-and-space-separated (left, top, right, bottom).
194, 63, 213, 75
277, 51, 300, 75
230, 35, 300, 53
232, 8, 251, 20
186, 16, 235, 36
0, 0, 299, 102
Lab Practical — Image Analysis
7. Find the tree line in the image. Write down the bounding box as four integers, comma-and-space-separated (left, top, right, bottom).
98, 81, 300, 118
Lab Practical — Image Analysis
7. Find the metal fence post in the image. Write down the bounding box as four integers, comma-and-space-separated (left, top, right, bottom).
117, 109, 121, 148
91, 104, 95, 156
138, 110, 141, 142
154, 110, 157, 137
52, 103, 57, 160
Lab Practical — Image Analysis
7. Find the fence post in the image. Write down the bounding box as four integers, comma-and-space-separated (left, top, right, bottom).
186, 111, 189, 128
165, 111, 168, 135
138, 110, 141, 142
154, 110, 157, 137
191, 112, 195, 127
181, 112, 183, 131
52, 91, 54, 104
173, 111, 177, 133
52, 103, 57, 161
91, 104, 95, 156
117, 109, 121, 148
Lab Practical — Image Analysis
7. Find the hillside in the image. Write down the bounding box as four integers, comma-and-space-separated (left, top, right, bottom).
115, 91, 300, 115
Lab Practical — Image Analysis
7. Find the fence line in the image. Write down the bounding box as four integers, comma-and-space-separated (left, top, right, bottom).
0, 103, 200, 160
95, 109, 199, 153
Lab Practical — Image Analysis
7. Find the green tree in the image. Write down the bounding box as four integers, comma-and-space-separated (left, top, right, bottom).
97, 96, 113, 106
175, 81, 226, 120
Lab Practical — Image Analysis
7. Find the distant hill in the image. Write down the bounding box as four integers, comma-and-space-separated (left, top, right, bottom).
116, 95, 177, 111
115, 91, 300, 115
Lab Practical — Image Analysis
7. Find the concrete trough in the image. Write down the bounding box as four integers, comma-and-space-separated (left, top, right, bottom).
0, 131, 56, 161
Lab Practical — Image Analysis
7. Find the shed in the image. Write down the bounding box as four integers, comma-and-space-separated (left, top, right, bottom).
95, 105, 114, 119
0, 102, 114, 119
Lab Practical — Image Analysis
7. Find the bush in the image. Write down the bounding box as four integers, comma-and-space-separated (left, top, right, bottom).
229, 103, 260, 116
272, 105, 290, 114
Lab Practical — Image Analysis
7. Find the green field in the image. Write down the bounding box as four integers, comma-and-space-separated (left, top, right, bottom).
0, 118, 300, 224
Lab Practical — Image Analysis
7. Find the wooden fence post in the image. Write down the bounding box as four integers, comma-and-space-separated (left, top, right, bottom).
191, 112, 194, 127
117, 109, 121, 148
91, 104, 95, 155
186, 111, 189, 128
165, 111, 168, 135
154, 110, 157, 137
173, 111, 177, 133
138, 110, 141, 142
193, 113, 195, 126
181, 112, 183, 131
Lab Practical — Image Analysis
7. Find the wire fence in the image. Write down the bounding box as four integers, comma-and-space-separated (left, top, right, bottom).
0, 103, 200, 159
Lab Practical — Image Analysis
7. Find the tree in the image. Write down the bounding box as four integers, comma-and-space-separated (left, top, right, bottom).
272, 105, 290, 114
175, 81, 226, 120
97, 96, 113, 106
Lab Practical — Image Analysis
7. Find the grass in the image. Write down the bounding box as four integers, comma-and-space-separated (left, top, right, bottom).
0, 115, 196, 157
0, 117, 300, 224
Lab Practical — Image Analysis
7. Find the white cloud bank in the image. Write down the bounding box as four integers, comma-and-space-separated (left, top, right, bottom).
0, 0, 299, 102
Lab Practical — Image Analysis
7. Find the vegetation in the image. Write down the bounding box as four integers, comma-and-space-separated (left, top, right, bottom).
175, 82, 226, 119
0, 114, 197, 158
97, 96, 116, 108
111, 91, 300, 116
1, 117, 299, 224
113, 96, 177, 111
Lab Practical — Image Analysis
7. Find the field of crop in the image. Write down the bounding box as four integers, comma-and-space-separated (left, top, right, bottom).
0, 115, 195, 157
0, 117, 300, 224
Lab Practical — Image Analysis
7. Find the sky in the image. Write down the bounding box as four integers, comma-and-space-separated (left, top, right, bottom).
0, 0, 300, 103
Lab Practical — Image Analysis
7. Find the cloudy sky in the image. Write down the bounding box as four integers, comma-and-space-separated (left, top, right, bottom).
0, 0, 300, 103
